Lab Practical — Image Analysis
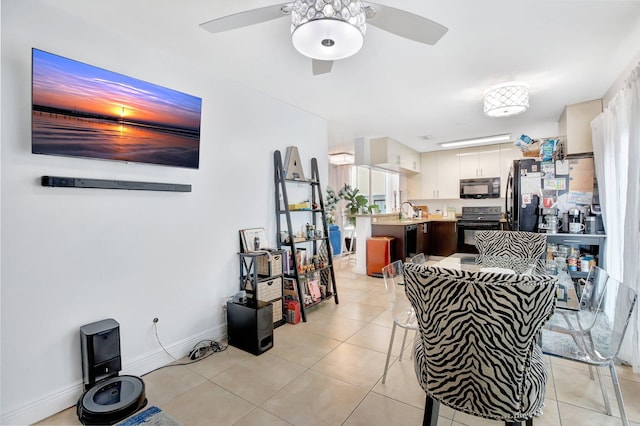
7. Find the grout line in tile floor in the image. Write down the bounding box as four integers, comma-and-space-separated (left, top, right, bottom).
37, 262, 640, 426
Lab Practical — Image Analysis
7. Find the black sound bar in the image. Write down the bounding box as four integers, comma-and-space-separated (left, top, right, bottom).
41, 176, 191, 192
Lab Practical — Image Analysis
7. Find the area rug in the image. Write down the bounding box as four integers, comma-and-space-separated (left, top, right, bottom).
116, 406, 180, 426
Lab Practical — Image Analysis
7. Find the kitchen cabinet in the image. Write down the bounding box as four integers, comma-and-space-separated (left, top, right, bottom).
427, 221, 458, 256
370, 137, 420, 174
371, 223, 419, 262
400, 144, 420, 173
499, 143, 522, 198
558, 99, 602, 154
407, 142, 524, 201
417, 222, 430, 255
458, 145, 502, 179
418, 150, 459, 199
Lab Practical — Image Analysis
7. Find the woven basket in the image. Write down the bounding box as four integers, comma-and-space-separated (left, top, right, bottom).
257, 252, 283, 276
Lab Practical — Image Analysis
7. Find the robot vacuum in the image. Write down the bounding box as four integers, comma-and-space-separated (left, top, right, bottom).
76, 319, 147, 425
77, 375, 146, 425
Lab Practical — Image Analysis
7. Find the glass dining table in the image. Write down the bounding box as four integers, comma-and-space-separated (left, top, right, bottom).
431, 253, 580, 310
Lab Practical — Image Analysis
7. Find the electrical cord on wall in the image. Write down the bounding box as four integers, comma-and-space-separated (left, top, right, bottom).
145, 321, 227, 375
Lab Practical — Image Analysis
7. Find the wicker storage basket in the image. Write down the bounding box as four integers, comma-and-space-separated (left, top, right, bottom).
271, 299, 283, 324
257, 252, 283, 276
255, 277, 282, 302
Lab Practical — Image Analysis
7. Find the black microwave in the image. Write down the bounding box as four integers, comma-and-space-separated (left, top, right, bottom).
460, 177, 500, 199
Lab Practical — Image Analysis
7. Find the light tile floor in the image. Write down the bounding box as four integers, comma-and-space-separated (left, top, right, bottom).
39, 262, 640, 425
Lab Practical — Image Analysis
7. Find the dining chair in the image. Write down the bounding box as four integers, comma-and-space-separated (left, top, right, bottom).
381, 260, 419, 384
403, 263, 557, 425
409, 252, 427, 265
546, 265, 609, 332
540, 268, 637, 426
475, 230, 547, 259
340, 224, 356, 269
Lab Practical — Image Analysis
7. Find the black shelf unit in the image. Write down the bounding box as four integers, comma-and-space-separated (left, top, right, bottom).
546, 233, 607, 280
274, 150, 338, 322
239, 251, 286, 328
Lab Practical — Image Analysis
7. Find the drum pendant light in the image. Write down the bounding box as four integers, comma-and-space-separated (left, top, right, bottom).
291, 0, 366, 60
484, 82, 529, 117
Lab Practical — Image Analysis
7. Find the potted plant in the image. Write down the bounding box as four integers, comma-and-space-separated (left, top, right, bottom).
338, 184, 368, 220
324, 186, 339, 225
338, 184, 376, 253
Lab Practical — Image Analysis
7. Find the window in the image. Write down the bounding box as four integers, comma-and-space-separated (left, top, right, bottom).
348, 166, 399, 213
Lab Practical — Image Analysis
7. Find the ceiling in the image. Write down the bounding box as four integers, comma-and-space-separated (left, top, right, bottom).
45, 0, 640, 154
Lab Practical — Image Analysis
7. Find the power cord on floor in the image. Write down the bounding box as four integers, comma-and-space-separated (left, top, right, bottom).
145, 321, 228, 376
153, 320, 179, 363
187, 339, 226, 360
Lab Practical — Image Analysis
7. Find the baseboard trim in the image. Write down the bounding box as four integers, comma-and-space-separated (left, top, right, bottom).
1, 325, 226, 425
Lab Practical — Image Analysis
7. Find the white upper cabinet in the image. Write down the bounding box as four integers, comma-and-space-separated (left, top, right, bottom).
370, 137, 420, 174
407, 142, 521, 200
558, 99, 602, 154
400, 144, 421, 173
437, 150, 460, 198
458, 145, 502, 179
413, 150, 459, 199
418, 152, 438, 199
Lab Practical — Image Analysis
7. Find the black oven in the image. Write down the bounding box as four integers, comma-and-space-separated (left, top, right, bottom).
456, 206, 503, 253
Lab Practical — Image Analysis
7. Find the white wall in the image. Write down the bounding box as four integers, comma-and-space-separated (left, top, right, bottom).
0, 1, 328, 424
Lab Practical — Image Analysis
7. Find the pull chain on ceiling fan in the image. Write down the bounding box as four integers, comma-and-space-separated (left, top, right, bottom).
200, 1, 448, 75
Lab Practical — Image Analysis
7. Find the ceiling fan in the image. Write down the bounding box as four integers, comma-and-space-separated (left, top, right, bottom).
200, 1, 448, 75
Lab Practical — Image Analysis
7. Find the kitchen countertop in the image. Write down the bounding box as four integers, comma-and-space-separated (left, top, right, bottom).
372, 219, 459, 226
346, 212, 461, 226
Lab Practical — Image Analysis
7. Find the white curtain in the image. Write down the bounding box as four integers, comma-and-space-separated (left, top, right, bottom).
591, 62, 640, 373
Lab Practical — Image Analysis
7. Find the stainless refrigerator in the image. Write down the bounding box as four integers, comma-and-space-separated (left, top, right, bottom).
505, 154, 600, 232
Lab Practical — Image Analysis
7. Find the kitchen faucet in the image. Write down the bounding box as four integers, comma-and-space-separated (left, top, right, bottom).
399, 201, 415, 219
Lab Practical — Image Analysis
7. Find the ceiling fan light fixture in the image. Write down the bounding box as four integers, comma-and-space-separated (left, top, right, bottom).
483, 82, 529, 117
291, 0, 366, 60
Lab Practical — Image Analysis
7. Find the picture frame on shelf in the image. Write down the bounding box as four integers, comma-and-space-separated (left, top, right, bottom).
239, 227, 269, 253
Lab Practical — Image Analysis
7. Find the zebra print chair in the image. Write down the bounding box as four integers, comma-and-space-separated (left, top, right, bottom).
403, 263, 557, 426
475, 230, 547, 259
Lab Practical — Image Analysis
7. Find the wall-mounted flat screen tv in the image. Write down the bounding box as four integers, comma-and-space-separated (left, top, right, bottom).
32, 48, 202, 169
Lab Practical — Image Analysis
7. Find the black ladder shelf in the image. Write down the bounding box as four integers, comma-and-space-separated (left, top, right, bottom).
274, 150, 339, 322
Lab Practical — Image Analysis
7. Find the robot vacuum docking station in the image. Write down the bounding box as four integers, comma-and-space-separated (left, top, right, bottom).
76, 318, 147, 425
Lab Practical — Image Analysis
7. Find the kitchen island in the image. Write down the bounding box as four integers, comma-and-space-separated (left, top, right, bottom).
347, 213, 458, 274
371, 216, 459, 262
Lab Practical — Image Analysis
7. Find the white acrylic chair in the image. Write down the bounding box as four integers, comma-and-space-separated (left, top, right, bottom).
340, 224, 356, 269
381, 260, 419, 383
540, 267, 637, 426
409, 252, 426, 265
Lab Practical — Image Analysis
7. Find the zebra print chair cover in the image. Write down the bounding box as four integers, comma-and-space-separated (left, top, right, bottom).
404, 263, 557, 423
475, 231, 547, 260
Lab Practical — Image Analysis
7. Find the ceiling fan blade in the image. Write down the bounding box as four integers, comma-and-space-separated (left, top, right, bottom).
365, 2, 448, 45
312, 59, 333, 75
200, 3, 291, 34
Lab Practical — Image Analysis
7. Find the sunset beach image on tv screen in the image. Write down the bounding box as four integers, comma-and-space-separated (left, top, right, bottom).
31, 48, 202, 169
